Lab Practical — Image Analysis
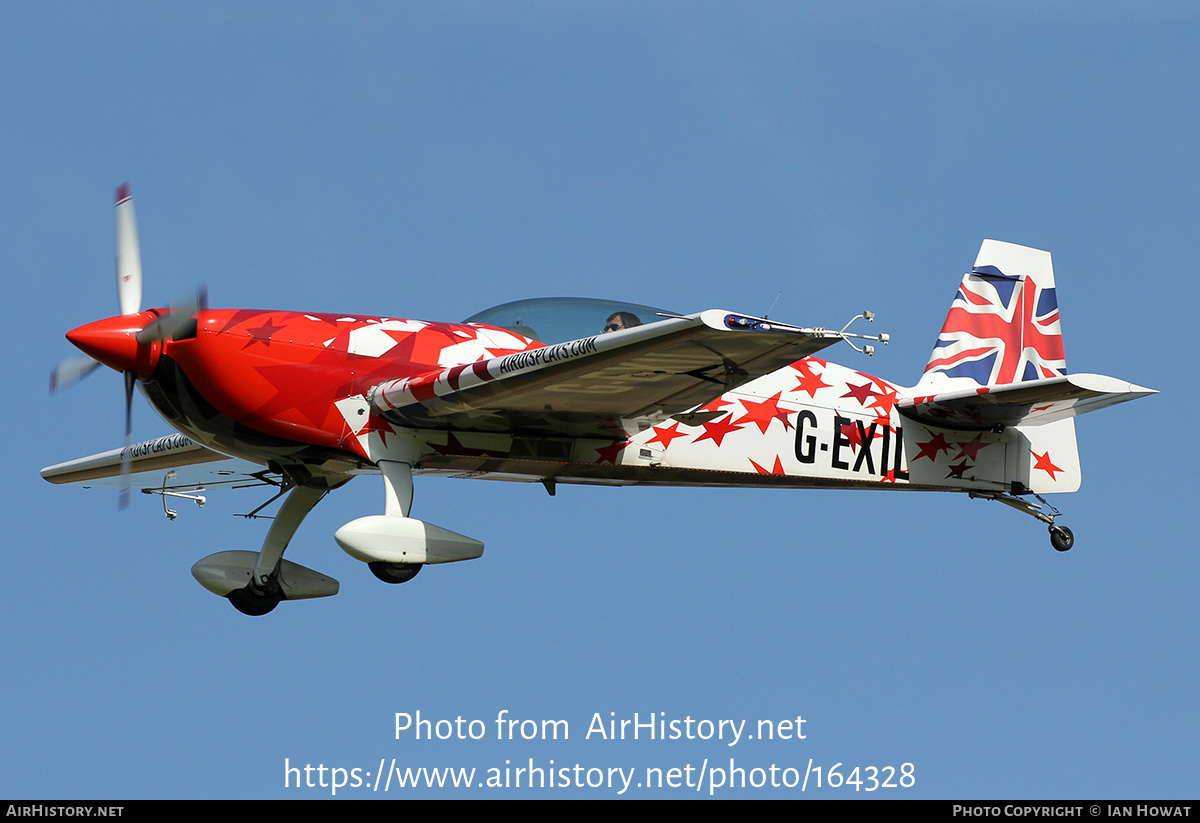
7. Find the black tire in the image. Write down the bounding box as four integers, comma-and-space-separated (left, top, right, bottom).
1049, 525, 1074, 552
227, 584, 282, 615
369, 562, 423, 584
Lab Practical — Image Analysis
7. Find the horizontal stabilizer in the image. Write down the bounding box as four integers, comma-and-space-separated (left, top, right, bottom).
899, 373, 1156, 430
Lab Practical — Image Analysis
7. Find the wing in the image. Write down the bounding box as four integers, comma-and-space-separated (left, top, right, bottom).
899, 373, 1156, 430
370, 310, 840, 438
41, 433, 278, 492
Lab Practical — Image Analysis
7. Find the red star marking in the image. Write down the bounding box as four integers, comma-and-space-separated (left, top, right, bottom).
384, 326, 460, 365
694, 415, 746, 447
749, 456, 786, 475
362, 413, 395, 448
791, 369, 832, 399
774, 404, 797, 431
734, 392, 793, 434
954, 434, 991, 462
242, 317, 287, 349
842, 381, 876, 405
1030, 449, 1064, 481
646, 422, 688, 449
868, 388, 898, 417
697, 397, 733, 413
839, 420, 882, 453
914, 432, 953, 462
840, 421, 862, 451
217, 308, 294, 335
790, 357, 827, 377
880, 469, 897, 483
1032, 404, 1055, 412
945, 461, 970, 479
247, 343, 363, 429
594, 440, 630, 465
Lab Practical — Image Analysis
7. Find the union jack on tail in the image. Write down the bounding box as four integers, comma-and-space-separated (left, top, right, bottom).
921, 240, 1066, 388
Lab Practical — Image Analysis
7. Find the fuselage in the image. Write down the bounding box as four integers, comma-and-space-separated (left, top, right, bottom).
67, 306, 1049, 498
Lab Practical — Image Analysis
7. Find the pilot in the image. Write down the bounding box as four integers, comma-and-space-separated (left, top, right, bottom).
603, 311, 642, 333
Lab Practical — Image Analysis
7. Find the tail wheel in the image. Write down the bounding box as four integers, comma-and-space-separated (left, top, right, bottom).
1049, 525, 1074, 552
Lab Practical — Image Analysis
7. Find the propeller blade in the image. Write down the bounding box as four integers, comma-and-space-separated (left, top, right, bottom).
135, 285, 209, 343
119, 369, 135, 510
50, 355, 101, 393
115, 183, 142, 316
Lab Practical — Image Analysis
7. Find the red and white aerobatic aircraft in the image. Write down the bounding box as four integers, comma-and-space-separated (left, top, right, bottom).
44, 186, 1156, 615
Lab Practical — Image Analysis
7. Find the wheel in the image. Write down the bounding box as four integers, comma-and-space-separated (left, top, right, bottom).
1049, 525, 1074, 552
227, 583, 282, 615
369, 561, 423, 584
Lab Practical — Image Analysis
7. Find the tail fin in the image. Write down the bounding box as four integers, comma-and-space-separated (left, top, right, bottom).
901, 240, 1155, 496
920, 240, 1066, 389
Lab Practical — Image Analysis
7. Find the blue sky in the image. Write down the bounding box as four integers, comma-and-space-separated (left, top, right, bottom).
2, 2, 1195, 798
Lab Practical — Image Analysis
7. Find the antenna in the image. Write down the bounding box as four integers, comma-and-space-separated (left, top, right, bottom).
764, 290, 782, 319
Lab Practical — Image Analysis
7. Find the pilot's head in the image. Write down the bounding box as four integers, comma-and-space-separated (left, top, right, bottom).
604, 311, 642, 333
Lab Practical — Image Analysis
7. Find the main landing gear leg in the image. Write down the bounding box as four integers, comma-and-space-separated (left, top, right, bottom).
366, 459, 423, 584
969, 490, 1074, 552
227, 485, 326, 615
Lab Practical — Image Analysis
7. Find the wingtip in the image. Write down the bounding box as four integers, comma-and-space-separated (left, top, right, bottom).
115, 182, 131, 205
